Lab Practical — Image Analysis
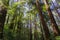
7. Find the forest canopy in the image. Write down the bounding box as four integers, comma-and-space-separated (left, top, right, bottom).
0, 0, 60, 40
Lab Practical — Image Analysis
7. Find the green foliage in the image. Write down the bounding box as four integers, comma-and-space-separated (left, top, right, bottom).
56, 36, 60, 40
42, 5, 46, 12
1, 0, 9, 7
0, 0, 59, 40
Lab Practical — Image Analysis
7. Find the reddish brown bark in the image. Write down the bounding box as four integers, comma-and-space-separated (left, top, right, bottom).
36, 0, 50, 40
43, 0, 60, 36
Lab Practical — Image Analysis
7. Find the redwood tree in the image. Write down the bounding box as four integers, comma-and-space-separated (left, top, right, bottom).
36, 0, 50, 40
43, 0, 60, 36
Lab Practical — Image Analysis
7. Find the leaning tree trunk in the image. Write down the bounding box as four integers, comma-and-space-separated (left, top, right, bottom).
0, 7, 7, 40
43, 0, 60, 36
36, 0, 50, 40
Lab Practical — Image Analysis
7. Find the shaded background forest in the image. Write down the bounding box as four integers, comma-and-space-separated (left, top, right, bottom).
0, 0, 60, 40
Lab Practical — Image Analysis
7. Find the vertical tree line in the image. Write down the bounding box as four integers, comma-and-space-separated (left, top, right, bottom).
0, 6, 7, 40
43, 0, 60, 36
36, 0, 50, 40
0, 0, 60, 40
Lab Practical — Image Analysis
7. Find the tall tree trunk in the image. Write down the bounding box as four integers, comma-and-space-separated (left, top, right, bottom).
29, 17, 32, 40
34, 17, 37, 40
36, 0, 50, 40
0, 7, 7, 40
43, 0, 60, 36
16, 21, 22, 40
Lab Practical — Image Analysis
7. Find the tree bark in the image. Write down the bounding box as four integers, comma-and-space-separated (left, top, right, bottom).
34, 17, 37, 40
36, 0, 50, 40
29, 17, 32, 40
0, 7, 7, 39
43, 0, 60, 36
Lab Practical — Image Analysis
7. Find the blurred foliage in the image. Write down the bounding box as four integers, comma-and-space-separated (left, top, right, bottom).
0, 0, 60, 40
